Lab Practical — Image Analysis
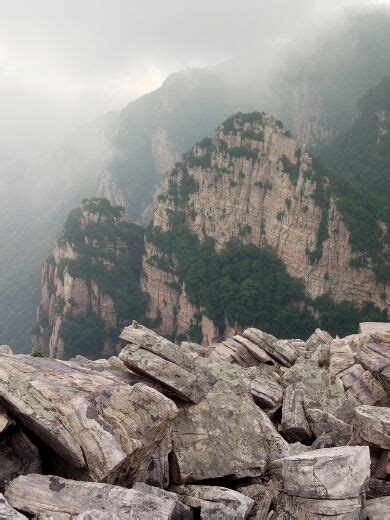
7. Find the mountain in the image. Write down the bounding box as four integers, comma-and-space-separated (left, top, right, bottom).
35, 111, 388, 359
319, 76, 390, 205
142, 112, 388, 345
4, 5, 390, 351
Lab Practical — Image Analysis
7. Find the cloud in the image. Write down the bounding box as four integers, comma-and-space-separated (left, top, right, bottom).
0, 0, 383, 155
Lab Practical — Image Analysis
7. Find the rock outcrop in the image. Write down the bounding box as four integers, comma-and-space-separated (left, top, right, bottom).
143, 112, 389, 342
2, 323, 390, 517
33, 198, 147, 359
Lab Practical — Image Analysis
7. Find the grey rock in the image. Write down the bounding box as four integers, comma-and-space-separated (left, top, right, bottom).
119, 323, 217, 403
0, 354, 177, 484
305, 329, 333, 351
271, 446, 370, 500
305, 408, 351, 446
246, 367, 283, 409
233, 335, 274, 364
5, 474, 188, 520
172, 485, 254, 519
281, 385, 311, 442
0, 346, 13, 355
365, 496, 390, 519
274, 493, 363, 519
75, 512, 120, 520
0, 492, 27, 519
170, 365, 289, 483
351, 405, 390, 449
243, 329, 297, 367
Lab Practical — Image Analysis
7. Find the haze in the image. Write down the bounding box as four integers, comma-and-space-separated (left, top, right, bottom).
0, 0, 385, 161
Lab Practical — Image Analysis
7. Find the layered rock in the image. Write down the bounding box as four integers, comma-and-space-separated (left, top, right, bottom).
33, 198, 146, 359
2, 323, 390, 518
143, 112, 389, 342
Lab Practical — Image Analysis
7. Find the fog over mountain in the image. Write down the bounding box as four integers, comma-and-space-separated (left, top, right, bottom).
1, 0, 390, 351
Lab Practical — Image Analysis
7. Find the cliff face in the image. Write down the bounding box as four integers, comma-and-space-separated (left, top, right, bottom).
143, 113, 389, 343
33, 198, 147, 359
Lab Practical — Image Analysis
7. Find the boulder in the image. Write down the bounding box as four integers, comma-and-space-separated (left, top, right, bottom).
0, 492, 27, 519
222, 338, 259, 367
274, 493, 363, 519
5, 475, 191, 520
170, 365, 289, 483
0, 346, 12, 355
365, 496, 390, 519
74, 512, 120, 520
305, 408, 351, 446
242, 328, 297, 367
172, 485, 253, 519
0, 354, 177, 484
271, 446, 370, 499
233, 335, 274, 364
359, 323, 390, 334
346, 369, 387, 405
246, 367, 283, 409
351, 405, 390, 449
305, 329, 333, 350
281, 385, 311, 443
119, 323, 217, 403
328, 341, 355, 383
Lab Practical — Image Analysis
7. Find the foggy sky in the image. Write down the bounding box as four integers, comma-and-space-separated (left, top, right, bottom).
0, 0, 387, 158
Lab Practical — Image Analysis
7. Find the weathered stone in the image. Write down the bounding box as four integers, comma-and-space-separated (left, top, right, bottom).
172, 485, 253, 520
170, 365, 289, 483
359, 322, 390, 335
347, 369, 387, 405
367, 477, 390, 499
355, 347, 390, 378
246, 367, 283, 409
74, 512, 120, 520
9, 431, 41, 474
351, 405, 390, 449
233, 335, 274, 364
119, 323, 217, 403
306, 329, 333, 350
223, 338, 259, 367
274, 493, 363, 519
305, 408, 351, 446
243, 328, 297, 367
339, 364, 365, 389
0, 354, 177, 484
271, 446, 370, 499
0, 409, 12, 434
365, 496, 390, 519
236, 483, 278, 520
0, 492, 27, 519
5, 475, 189, 519
281, 385, 312, 443
0, 346, 12, 355
132, 483, 193, 519
329, 341, 355, 382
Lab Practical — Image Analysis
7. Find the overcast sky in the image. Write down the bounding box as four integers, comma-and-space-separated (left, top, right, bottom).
0, 0, 387, 157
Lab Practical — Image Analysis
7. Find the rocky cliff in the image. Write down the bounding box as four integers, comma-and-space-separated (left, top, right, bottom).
143, 112, 389, 344
33, 198, 148, 359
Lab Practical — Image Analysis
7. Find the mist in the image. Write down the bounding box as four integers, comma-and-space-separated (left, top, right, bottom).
0, 0, 385, 163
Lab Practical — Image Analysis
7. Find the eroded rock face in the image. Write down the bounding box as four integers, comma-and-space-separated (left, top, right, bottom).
119, 323, 217, 403
172, 485, 254, 520
271, 446, 371, 500
143, 112, 388, 340
5, 475, 191, 520
0, 354, 177, 484
351, 406, 390, 450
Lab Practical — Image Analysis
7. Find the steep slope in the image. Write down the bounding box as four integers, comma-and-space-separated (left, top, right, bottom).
319, 76, 390, 205
4, 5, 390, 351
143, 112, 389, 344
33, 198, 148, 359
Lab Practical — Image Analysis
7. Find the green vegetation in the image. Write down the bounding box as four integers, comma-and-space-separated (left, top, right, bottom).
230, 146, 259, 162
37, 198, 150, 359
281, 155, 300, 186
314, 295, 387, 338
306, 158, 388, 271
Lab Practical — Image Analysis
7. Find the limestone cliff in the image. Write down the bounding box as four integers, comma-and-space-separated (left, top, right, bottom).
143, 112, 389, 343
33, 198, 147, 359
